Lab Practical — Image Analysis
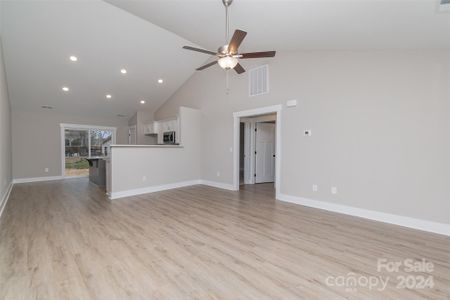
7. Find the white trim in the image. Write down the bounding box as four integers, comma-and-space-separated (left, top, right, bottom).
109, 180, 202, 200
199, 180, 235, 191
60, 123, 117, 131
243, 122, 252, 184
0, 182, 13, 221
233, 105, 282, 191
13, 176, 63, 184
233, 105, 282, 118
277, 193, 450, 237
109, 179, 237, 200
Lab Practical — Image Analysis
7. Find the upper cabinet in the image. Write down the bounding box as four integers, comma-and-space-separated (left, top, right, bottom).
143, 122, 156, 135
160, 119, 178, 132
144, 117, 179, 139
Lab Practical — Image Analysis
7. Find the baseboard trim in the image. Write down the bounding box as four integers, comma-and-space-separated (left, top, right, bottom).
110, 179, 237, 200
199, 180, 236, 191
13, 176, 64, 184
110, 180, 202, 200
277, 193, 450, 237
0, 182, 13, 220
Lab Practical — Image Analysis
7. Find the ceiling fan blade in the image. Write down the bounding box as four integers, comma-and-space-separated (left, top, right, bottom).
234, 63, 245, 74
228, 30, 247, 54
240, 51, 276, 59
196, 61, 217, 71
183, 46, 217, 56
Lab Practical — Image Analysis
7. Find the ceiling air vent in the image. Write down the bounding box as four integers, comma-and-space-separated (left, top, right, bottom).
249, 64, 269, 97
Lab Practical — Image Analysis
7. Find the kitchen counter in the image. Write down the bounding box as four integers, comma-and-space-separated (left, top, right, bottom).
110, 144, 183, 148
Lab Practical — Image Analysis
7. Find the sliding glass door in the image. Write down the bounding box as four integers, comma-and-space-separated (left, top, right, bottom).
62, 124, 116, 177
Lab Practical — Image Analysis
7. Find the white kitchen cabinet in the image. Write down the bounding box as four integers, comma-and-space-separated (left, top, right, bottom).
143, 122, 156, 135
158, 119, 178, 132
155, 117, 179, 143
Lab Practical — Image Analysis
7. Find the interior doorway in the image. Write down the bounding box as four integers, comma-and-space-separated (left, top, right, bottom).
238, 114, 277, 186
128, 125, 137, 145
233, 105, 282, 193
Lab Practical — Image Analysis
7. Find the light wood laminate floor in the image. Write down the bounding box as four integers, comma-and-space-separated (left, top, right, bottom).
0, 179, 449, 300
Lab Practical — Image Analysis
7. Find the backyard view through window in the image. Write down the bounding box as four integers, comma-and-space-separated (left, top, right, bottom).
64, 127, 114, 177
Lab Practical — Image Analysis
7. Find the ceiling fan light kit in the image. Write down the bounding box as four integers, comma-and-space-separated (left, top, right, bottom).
218, 56, 238, 69
182, 0, 276, 74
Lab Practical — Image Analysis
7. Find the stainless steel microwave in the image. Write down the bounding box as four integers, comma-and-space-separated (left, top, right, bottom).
163, 131, 176, 144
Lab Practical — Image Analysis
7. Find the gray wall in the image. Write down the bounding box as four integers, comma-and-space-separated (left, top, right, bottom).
12, 109, 129, 179
155, 50, 450, 224
0, 30, 12, 206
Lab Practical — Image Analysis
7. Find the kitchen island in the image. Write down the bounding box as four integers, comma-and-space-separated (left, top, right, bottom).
86, 157, 107, 187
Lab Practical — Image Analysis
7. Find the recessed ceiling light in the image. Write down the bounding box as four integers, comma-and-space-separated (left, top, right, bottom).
106, 94, 112, 99
120, 69, 127, 74
69, 56, 78, 62
62, 86, 69, 92
140, 100, 146, 104
158, 79, 164, 84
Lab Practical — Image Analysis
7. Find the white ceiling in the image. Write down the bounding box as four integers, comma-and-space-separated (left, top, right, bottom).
2, 0, 449, 119
1, 0, 206, 118
106, 0, 450, 52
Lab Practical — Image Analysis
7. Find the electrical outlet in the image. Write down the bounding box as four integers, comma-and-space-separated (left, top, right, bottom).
312, 184, 318, 192
142, 175, 147, 182
44, 168, 49, 173
331, 186, 338, 194
216, 171, 221, 177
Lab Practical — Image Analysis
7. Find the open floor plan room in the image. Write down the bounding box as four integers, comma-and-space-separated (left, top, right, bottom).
0, 0, 449, 299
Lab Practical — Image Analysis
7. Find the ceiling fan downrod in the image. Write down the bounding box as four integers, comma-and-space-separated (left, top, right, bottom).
223, 0, 233, 44
182, 0, 276, 74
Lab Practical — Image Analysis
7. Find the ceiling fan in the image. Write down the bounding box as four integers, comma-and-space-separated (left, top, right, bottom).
182, 0, 276, 74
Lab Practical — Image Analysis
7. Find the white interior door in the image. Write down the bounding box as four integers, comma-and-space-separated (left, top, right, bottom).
255, 122, 275, 183
128, 125, 137, 145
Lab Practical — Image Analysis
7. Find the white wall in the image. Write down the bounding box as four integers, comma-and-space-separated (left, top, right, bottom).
11, 109, 129, 179
0, 14, 13, 211
155, 50, 450, 225
110, 107, 201, 196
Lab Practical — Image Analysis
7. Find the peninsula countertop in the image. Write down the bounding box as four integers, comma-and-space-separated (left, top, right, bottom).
110, 144, 183, 148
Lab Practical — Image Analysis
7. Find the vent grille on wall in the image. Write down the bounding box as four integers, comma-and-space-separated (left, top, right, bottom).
249, 65, 269, 97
